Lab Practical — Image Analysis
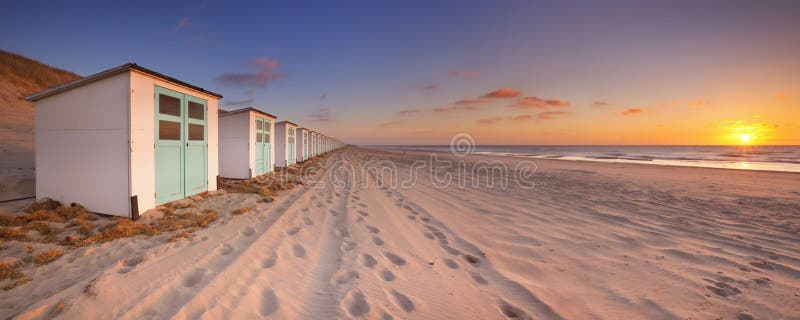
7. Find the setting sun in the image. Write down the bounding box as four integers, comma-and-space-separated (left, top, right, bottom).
739, 133, 752, 144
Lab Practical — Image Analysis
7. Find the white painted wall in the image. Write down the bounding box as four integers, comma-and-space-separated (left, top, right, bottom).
129, 70, 220, 214
274, 122, 298, 168
34, 72, 130, 216
296, 128, 308, 162
219, 111, 250, 179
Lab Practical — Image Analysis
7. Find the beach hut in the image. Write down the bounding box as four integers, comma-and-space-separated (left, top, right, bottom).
274, 121, 298, 168
308, 131, 317, 158
219, 107, 276, 179
26, 63, 221, 218
296, 127, 309, 162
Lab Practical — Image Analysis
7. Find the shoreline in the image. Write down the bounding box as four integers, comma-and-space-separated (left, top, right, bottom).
372, 146, 800, 174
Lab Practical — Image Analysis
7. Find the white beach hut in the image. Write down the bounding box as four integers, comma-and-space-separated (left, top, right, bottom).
274, 121, 298, 168
26, 63, 221, 218
219, 107, 276, 179
296, 127, 309, 162
308, 131, 318, 158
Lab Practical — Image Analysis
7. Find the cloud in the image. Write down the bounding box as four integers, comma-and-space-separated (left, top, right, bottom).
319, 93, 327, 100
221, 98, 254, 106
686, 100, 710, 107
446, 70, 479, 79
379, 121, 405, 128
592, 101, 612, 107
215, 58, 287, 88
398, 109, 423, 115
621, 108, 643, 115
482, 88, 521, 99
512, 96, 570, 109
423, 84, 439, 91
176, 17, 190, 30
434, 105, 479, 113
537, 111, 569, 120
476, 117, 504, 124
309, 107, 332, 121
454, 97, 492, 105
511, 114, 533, 121
773, 93, 790, 100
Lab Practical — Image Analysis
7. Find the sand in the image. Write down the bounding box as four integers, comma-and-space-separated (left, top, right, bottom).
2, 147, 799, 319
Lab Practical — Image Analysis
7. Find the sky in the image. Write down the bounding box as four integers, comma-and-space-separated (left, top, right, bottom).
1, 0, 798, 145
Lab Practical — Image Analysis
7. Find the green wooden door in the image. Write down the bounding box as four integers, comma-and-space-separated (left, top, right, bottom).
184, 95, 207, 197
155, 87, 185, 205
155, 86, 207, 205
253, 117, 269, 176
264, 119, 272, 173
288, 127, 295, 165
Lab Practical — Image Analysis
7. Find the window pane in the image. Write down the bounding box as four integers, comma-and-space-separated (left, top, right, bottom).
159, 120, 181, 140
256, 120, 262, 131
188, 124, 204, 141
265, 122, 270, 132
188, 101, 204, 120
159, 95, 181, 117
265, 133, 270, 141
256, 132, 263, 142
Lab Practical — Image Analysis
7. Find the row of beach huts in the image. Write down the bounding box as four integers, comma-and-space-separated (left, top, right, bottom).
25, 63, 344, 219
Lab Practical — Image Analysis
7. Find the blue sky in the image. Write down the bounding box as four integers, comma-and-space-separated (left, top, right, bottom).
2, 0, 798, 144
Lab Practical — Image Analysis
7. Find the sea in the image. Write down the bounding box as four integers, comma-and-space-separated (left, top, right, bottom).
372, 145, 800, 173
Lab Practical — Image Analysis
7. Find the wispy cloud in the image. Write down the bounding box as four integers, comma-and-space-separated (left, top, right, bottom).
512, 96, 570, 109
621, 108, 644, 115
319, 93, 327, 100
176, 17, 191, 30
446, 70, 479, 79
215, 58, 287, 88
537, 111, 570, 120
482, 88, 521, 99
221, 98, 254, 106
592, 101, 612, 107
423, 84, 439, 91
454, 97, 491, 105
476, 117, 504, 124
773, 92, 790, 100
309, 107, 332, 121
434, 105, 479, 113
511, 114, 533, 121
378, 121, 405, 128
398, 109, 423, 115
686, 100, 710, 107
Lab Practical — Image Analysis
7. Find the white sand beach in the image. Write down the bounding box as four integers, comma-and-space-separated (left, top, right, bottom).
2, 147, 799, 319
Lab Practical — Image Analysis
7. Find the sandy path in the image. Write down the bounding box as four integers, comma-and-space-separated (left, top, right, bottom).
9, 147, 800, 319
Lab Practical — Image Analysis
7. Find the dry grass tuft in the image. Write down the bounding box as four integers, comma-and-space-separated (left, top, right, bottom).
0, 226, 28, 241
49, 299, 67, 319
232, 207, 254, 215
34, 249, 64, 265
167, 230, 194, 242
84, 278, 98, 297
23, 221, 62, 236
24, 198, 61, 213
0, 260, 25, 281
3, 276, 32, 291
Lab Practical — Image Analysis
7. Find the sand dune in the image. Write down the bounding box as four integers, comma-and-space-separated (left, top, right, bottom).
4, 147, 799, 319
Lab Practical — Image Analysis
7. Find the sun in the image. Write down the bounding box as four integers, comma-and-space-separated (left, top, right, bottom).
739, 133, 752, 144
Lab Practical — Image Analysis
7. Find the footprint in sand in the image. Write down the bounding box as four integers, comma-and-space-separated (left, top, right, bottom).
463, 254, 481, 265
303, 217, 314, 225
423, 233, 435, 240
287, 227, 301, 236
358, 203, 368, 208
361, 254, 378, 268
498, 300, 531, 320
344, 290, 370, 317
329, 209, 340, 216
420, 217, 430, 223
220, 244, 234, 255
241, 227, 255, 236
389, 290, 414, 313
441, 245, 461, 256
443, 258, 459, 269
332, 269, 360, 284
301, 207, 310, 212
358, 210, 369, 217
342, 241, 357, 251
407, 215, 416, 221
384, 252, 407, 266
183, 268, 206, 287
335, 227, 350, 238
262, 254, 278, 268
366, 226, 380, 234
293, 244, 306, 258
471, 272, 488, 284
372, 236, 385, 246
260, 288, 279, 316
380, 269, 395, 282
